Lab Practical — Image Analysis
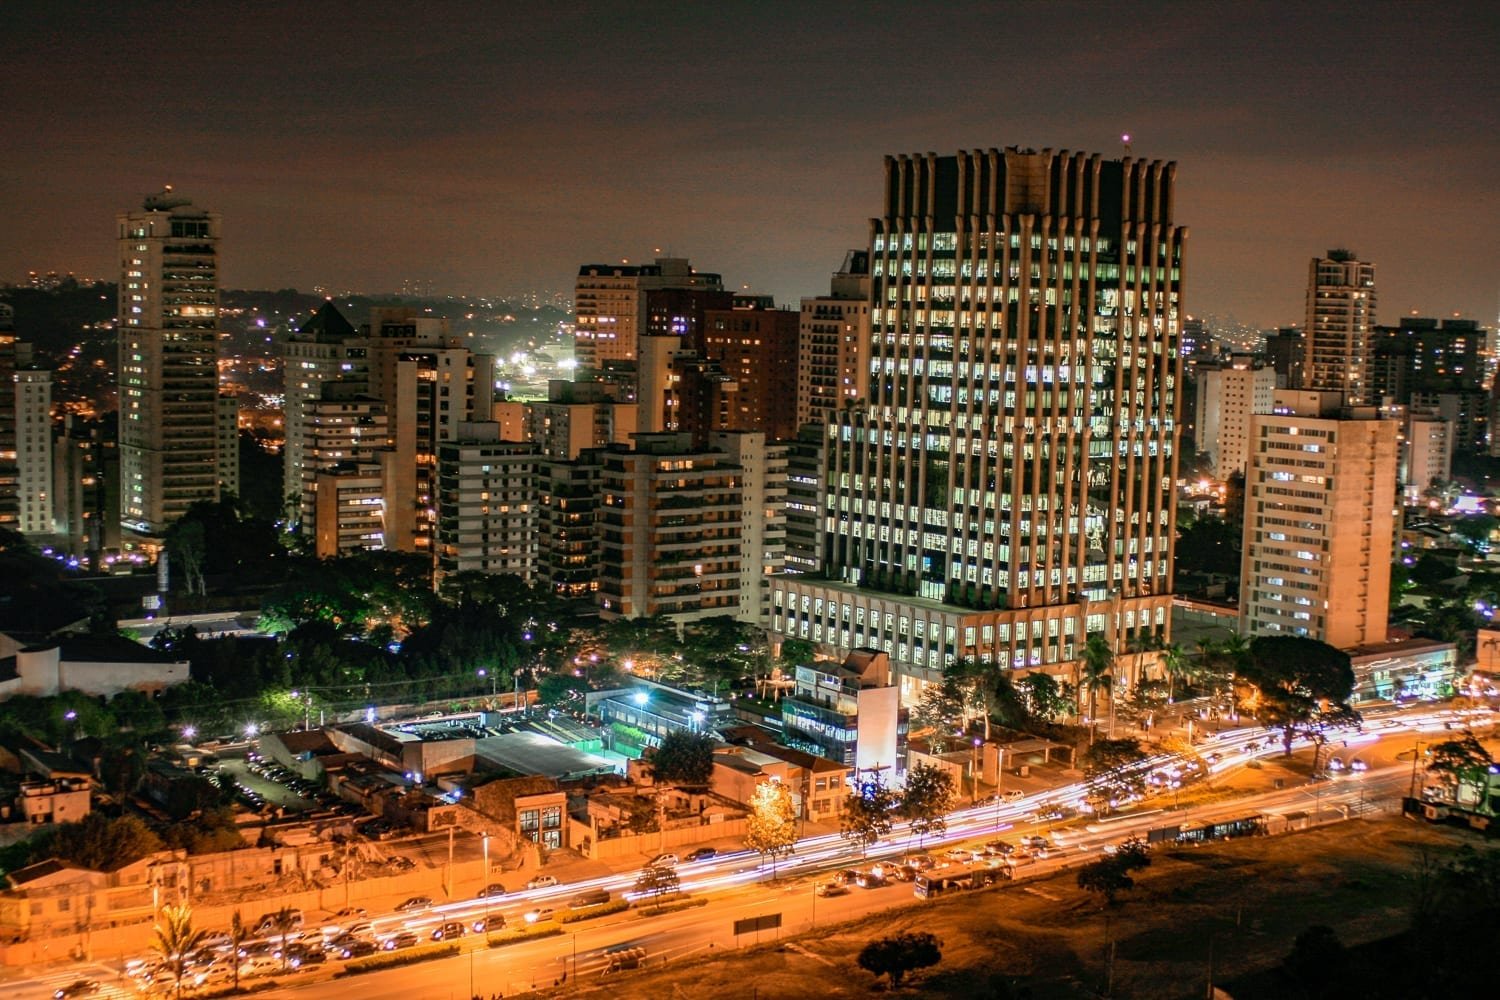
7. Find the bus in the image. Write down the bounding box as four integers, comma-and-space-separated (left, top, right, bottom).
913, 866, 1004, 898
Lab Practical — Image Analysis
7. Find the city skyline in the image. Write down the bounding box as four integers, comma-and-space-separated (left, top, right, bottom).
4, 2, 1496, 327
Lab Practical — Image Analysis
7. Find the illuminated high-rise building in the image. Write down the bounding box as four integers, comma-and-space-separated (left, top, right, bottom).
771, 147, 1186, 701
797, 252, 871, 429
1303, 250, 1376, 404
117, 190, 223, 539
572, 258, 721, 371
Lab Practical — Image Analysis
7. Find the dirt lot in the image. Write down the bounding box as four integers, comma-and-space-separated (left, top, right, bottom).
536, 815, 1489, 999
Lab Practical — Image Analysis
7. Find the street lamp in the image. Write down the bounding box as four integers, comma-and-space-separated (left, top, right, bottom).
1408, 740, 1428, 799
972, 738, 983, 803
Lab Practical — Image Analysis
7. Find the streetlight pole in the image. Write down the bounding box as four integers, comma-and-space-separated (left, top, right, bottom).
1408, 740, 1426, 799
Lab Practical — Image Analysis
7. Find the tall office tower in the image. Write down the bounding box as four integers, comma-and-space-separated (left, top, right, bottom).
573, 258, 722, 371
53, 415, 119, 564
1240, 398, 1398, 648
363, 308, 495, 554
1303, 250, 1377, 403
1263, 326, 1304, 389
299, 382, 389, 529
0, 305, 17, 528
538, 453, 603, 600
435, 423, 539, 583
523, 380, 637, 460
797, 252, 872, 429
117, 190, 223, 540
700, 303, 801, 442
15, 369, 54, 536
596, 432, 746, 622
709, 431, 787, 625
783, 424, 827, 575
771, 147, 1185, 701
282, 302, 365, 528
1193, 357, 1276, 477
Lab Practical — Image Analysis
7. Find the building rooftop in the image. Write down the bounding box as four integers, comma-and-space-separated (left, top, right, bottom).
475, 731, 616, 781
1346, 637, 1456, 660
296, 301, 357, 342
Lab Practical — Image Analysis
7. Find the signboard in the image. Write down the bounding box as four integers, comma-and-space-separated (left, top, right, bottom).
733, 913, 782, 936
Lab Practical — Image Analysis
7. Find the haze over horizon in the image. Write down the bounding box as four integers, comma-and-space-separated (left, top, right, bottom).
5, 1, 1496, 327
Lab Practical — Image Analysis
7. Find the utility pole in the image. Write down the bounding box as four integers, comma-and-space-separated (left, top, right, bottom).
446, 825, 455, 898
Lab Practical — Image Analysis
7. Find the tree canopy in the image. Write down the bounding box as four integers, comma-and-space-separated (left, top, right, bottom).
1076, 838, 1151, 905
857, 931, 943, 988
839, 773, 897, 855
899, 763, 955, 848
744, 781, 799, 875
1241, 636, 1357, 755
650, 729, 716, 787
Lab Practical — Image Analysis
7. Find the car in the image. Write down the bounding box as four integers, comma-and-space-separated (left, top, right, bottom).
905, 854, 935, 870
984, 840, 1015, 856
1205, 751, 1224, 764
885, 864, 917, 881
476, 883, 507, 898
1349, 758, 1369, 772
395, 896, 432, 912
472, 914, 506, 933
1001, 789, 1025, 803
649, 853, 679, 867
339, 940, 378, 959
431, 921, 467, 941
1327, 756, 1346, 772
381, 931, 419, 951
523, 907, 555, 924
1019, 835, 1049, 850
685, 847, 717, 862
944, 847, 973, 862
388, 855, 416, 871
834, 868, 861, 885
330, 906, 368, 920
53, 981, 100, 999
525, 875, 558, 890
199, 931, 232, 950
816, 881, 849, 897
855, 870, 888, 888
289, 950, 326, 969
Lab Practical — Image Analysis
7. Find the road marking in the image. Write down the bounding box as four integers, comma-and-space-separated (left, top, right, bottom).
1022, 886, 1061, 901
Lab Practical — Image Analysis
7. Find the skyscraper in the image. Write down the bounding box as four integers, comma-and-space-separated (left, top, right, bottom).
797, 252, 872, 429
573, 258, 722, 371
1303, 250, 1377, 404
771, 147, 1185, 701
117, 190, 222, 539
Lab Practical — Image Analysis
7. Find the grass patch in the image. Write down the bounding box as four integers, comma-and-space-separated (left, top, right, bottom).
487, 925, 564, 948
334, 942, 460, 976
557, 898, 632, 923
636, 896, 708, 917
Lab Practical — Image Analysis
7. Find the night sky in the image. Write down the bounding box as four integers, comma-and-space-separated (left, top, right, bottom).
5, 1, 1496, 328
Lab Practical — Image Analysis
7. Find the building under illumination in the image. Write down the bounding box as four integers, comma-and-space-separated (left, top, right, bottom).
1303, 250, 1377, 405
771, 147, 1186, 701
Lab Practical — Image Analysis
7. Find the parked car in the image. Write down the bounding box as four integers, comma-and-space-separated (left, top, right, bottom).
472, 914, 506, 933
834, 868, 861, 885
395, 896, 432, 912
685, 847, 717, 862
476, 883, 507, 898
1001, 789, 1025, 803
522, 907, 555, 924
816, 881, 849, 897
525, 875, 559, 890
649, 853, 679, 867
431, 921, 467, 941
338, 940, 378, 960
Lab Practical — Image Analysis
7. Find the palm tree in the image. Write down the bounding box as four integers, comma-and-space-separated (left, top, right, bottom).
1160, 643, 1190, 703
270, 905, 298, 975
229, 910, 248, 993
1080, 634, 1114, 744
152, 904, 207, 1000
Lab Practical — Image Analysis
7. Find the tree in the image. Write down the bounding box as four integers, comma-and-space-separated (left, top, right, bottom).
1159, 643, 1192, 703
910, 681, 966, 752
269, 905, 298, 974
1079, 634, 1114, 742
1282, 924, 1346, 991
1240, 636, 1357, 755
537, 671, 587, 706
152, 904, 207, 1000
1425, 733, 1495, 804
777, 636, 816, 668
899, 764, 955, 850
945, 658, 1025, 740
229, 910, 248, 994
49, 813, 163, 871
650, 729, 715, 787
110, 689, 167, 735
840, 772, 897, 856
1075, 838, 1151, 905
1081, 739, 1149, 813
857, 930, 943, 988
744, 781, 799, 876
1452, 514, 1498, 553
633, 863, 681, 911
1016, 672, 1067, 723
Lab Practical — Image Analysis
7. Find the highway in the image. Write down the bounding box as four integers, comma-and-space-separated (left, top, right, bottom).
5, 703, 1489, 999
